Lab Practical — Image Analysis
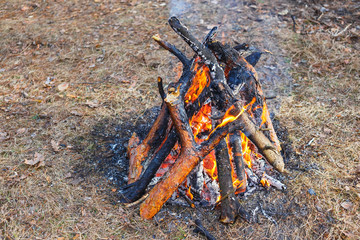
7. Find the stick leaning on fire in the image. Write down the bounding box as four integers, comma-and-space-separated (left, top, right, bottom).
120, 17, 284, 223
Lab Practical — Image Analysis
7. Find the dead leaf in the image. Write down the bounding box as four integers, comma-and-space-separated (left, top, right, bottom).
323, 127, 332, 134
16, 128, 27, 135
57, 82, 69, 92
355, 164, 360, 175
51, 140, 60, 152
73, 233, 80, 240
340, 201, 353, 210
0, 131, 9, 142
85, 100, 99, 108
278, 9, 289, 16
21, 5, 30, 11
70, 110, 83, 116
24, 152, 44, 166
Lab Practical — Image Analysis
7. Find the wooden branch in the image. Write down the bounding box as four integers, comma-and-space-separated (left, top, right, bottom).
140, 85, 200, 219
215, 138, 238, 224
157, 77, 166, 100
229, 132, 247, 193
152, 34, 190, 67
119, 130, 178, 203
127, 42, 193, 184
237, 112, 284, 172
127, 102, 170, 183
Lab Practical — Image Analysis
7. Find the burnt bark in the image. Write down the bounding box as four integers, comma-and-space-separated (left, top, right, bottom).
127, 102, 170, 183
140, 84, 200, 219
119, 131, 178, 203
229, 132, 247, 193
215, 138, 238, 224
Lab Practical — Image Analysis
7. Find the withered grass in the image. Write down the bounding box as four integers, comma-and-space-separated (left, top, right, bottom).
0, 0, 359, 239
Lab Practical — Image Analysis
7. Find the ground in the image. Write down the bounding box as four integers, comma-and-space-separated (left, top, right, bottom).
0, 0, 359, 239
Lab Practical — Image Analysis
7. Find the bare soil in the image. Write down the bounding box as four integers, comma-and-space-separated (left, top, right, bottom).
1, 0, 359, 239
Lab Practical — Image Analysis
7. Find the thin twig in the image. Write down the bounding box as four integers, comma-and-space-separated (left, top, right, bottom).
123, 193, 148, 208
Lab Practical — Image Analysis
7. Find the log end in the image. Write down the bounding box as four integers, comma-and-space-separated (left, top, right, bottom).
219, 216, 235, 224
139, 203, 157, 219
272, 154, 285, 173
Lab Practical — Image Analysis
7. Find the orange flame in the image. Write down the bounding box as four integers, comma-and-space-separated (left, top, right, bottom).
185, 60, 210, 104
260, 176, 270, 188
190, 104, 212, 141
241, 132, 252, 168
186, 186, 194, 200
260, 101, 268, 127
203, 151, 217, 180
214, 97, 256, 133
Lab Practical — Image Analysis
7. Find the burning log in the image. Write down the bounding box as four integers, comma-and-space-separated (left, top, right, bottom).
215, 138, 239, 223
127, 103, 170, 184
229, 132, 247, 193
119, 17, 285, 222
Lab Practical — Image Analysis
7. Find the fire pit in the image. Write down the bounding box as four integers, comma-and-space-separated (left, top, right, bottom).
119, 17, 285, 224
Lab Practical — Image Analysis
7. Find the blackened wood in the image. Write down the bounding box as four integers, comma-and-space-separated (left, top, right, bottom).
152, 34, 191, 67
238, 112, 284, 172
157, 77, 166, 100
229, 132, 247, 193
168, 17, 230, 94
203, 27, 217, 46
140, 83, 200, 219
245, 52, 262, 67
215, 138, 238, 223
127, 102, 170, 183
119, 131, 178, 203
234, 43, 249, 51
194, 219, 217, 240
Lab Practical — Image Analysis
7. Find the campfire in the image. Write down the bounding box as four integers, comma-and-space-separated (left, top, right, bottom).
119, 17, 285, 224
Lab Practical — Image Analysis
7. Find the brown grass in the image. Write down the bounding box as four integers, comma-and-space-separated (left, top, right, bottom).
1, 0, 359, 239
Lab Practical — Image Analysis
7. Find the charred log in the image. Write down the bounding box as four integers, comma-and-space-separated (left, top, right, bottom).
127, 103, 170, 184
229, 132, 247, 193
215, 138, 238, 224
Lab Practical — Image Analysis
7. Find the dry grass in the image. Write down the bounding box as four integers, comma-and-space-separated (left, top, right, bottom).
1, 0, 359, 239
279, 30, 360, 238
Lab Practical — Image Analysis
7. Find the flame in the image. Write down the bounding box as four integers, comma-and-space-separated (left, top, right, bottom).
241, 132, 252, 168
214, 97, 256, 132
190, 103, 212, 141
203, 151, 217, 180
260, 174, 270, 188
260, 101, 268, 127
185, 60, 210, 104
186, 186, 194, 200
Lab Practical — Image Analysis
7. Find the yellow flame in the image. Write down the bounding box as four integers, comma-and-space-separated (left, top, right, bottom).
260, 178, 270, 188
185, 60, 210, 104
260, 101, 268, 127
